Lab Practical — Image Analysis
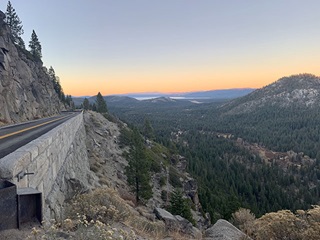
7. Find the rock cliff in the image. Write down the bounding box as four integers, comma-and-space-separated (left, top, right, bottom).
0, 10, 63, 125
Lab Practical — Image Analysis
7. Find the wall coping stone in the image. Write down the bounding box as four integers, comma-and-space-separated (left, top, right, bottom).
0, 112, 83, 181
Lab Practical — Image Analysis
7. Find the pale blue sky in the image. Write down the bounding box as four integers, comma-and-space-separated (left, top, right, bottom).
1, 1, 320, 96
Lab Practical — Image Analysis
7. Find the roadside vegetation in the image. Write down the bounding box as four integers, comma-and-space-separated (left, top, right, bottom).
231, 205, 320, 240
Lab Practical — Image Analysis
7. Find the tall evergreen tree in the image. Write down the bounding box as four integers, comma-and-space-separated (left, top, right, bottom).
91, 103, 97, 112
125, 128, 152, 203
5, 1, 24, 47
29, 30, 42, 59
48, 66, 56, 81
96, 92, 108, 113
16, 37, 25, 49
48, 66, 64, 100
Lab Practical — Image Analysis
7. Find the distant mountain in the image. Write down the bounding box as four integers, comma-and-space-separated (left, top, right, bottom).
221, 74, 320, 115
73, 88, 253, 107
121, 88, 255, 100
119, 92, 165, 99
182, 88, 255, 99
106, 95, 140, 103
143, 97, 178, 103
105, 96, 140, 108
72, 97, 86, 107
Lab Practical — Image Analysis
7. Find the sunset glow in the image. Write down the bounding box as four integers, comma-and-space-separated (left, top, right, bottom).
1, 1, 320, 96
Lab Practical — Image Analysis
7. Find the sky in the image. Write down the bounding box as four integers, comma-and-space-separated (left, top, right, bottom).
1, 1, 320, 96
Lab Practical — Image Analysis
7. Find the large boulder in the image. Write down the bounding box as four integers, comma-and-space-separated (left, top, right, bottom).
154, 208, 201, 238
175, 215, 202, 238
154, 207, 178, 230
204, 219, 249, 240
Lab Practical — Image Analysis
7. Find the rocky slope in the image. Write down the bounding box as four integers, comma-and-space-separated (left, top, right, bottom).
0, 11, 63, 125
221, 73, 320, 115
83, 111, 215, 237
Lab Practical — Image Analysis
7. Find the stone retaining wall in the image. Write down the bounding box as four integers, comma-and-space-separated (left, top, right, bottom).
0, 112, 93, 220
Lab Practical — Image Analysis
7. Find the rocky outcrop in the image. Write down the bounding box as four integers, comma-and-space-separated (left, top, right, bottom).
204, 219, 249, 240
83, 111, 129, 190
154, 207, 201, 239
0, 10, 63, 125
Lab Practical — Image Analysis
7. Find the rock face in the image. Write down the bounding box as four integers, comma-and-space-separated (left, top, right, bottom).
0, 10, 63, 125
204, 219, 249, 240
83, 111, 128, 190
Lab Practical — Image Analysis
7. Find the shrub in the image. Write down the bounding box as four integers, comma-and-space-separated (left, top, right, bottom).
67, 188, 132, 223
248, 206, 320, 240
230, 208, 255, 234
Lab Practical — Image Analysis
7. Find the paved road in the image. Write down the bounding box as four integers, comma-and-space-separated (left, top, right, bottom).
0, 112, 80, 159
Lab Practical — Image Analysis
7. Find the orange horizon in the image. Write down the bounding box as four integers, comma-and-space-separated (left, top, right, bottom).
66, 85, 263, 97
68, 87, 257, 97
61, 72, 308, 97
57, 44, 320, 97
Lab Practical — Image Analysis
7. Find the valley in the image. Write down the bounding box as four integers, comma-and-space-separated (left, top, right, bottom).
1, 1, 320, 238
107, 74, 320, 222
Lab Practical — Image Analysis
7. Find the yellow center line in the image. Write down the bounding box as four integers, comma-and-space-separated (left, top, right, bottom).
0, 115, 69, 140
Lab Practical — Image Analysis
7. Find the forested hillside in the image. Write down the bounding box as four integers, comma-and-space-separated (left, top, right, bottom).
108, 74, 320, 222
214, 74, 320, 159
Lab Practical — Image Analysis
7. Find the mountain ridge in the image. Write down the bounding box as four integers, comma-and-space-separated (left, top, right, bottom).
72, 88, 255, 107
221, 73, 320, 115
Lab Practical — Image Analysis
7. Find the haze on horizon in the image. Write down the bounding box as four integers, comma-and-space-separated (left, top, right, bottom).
1, 0, 320, 96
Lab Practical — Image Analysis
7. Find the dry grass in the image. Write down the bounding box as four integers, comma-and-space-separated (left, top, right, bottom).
28, 188, 204, 240
118, 188, 136, 206
26, 187, 195, 239
126, 215, 166, 239
67, 188, 132, 223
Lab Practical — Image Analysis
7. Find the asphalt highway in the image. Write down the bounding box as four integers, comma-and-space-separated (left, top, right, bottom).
0, 112, 80, 159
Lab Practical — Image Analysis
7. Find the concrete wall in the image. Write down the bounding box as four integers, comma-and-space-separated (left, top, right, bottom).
0, 112, 93, 220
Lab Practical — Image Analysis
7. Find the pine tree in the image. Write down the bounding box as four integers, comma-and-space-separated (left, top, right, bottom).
49, 67, 62, 97
96, 92, 108, 113
5, 1, 24, 47
29, 30, 42, 59
65, 95, 73, 106
143, 118, 155, 140
48, 66, 56, 82
169, 190, 195, 225
125, 128, 152, 203
83, 98, 90, 110
91, 103, 97, 112
16, 37, 25, 49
